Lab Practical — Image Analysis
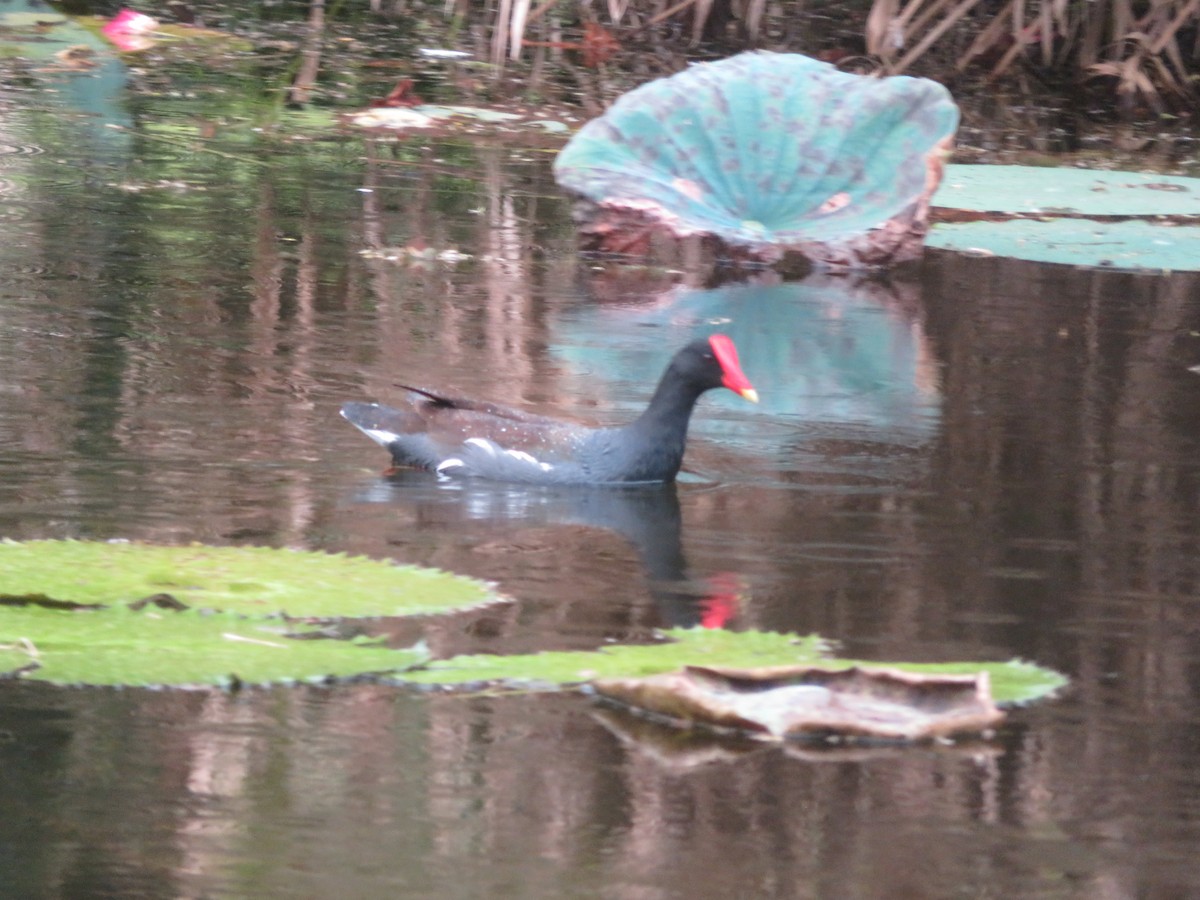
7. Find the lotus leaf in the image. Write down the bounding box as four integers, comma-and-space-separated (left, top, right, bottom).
935, 165, 1200, 216
927, 219, 1200, 271
554, 51, 959, 267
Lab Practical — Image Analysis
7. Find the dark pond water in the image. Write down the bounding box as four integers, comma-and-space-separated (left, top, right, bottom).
3, 56, 1200, 900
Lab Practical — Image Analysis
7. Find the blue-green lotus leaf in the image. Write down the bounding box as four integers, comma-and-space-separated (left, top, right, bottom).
554, 52, 959, 265
927, 218, 1200, 271
935, 165, 1200, 216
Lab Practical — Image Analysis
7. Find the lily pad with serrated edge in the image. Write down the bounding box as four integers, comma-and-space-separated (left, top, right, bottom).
0, 540, 504, 619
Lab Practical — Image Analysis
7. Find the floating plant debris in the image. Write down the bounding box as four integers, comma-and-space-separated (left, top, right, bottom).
590, 664, 1007, 743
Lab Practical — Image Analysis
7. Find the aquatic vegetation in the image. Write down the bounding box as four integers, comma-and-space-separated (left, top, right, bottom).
0, 541, 504, 686
554, 52, 959, 268
0, 600, 428, 687
928, 218, 1200, 271
929, 165, 1200, 270
406, 627, 1068, 707
0, 543, 1067, 700
591, 664, 1006, 742
935, 165, 1200, 216
0, 541, 501, 619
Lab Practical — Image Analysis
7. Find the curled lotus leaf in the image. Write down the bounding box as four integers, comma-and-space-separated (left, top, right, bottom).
590, 664, 1005, 742
554, 51, 959, 268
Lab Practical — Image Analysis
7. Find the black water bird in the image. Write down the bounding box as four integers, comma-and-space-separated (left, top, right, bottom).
341, 334, 758, 485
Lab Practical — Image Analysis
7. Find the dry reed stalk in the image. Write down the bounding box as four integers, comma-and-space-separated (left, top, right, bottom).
872, 0, 1199, 108
739, 0, 766, 41
892, 0, 985, 73
955, 0, 1014, 70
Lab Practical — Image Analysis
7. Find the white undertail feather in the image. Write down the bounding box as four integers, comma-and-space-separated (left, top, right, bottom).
436, 458, 465, 478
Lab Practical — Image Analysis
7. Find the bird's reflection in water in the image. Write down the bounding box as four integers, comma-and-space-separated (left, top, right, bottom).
350, 470, 743, 630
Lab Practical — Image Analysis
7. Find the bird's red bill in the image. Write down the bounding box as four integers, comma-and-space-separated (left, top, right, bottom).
709, 334, 758, 402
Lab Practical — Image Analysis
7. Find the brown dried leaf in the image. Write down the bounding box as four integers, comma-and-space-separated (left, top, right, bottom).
591, 664, 1006, 742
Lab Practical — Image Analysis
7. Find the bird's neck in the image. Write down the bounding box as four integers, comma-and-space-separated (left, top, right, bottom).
627, 366, 704, 443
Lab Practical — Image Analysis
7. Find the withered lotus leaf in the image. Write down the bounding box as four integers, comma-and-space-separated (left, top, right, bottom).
590, 664, 1005, 742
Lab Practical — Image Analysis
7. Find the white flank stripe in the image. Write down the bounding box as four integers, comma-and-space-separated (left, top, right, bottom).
465, 437, 498, 456
363, 427, 400, 447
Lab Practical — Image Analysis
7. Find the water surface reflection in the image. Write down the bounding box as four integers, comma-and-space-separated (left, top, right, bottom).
0, 78, 1198, 897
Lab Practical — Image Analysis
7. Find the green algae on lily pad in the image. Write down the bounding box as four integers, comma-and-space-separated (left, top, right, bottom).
406, 627, 1067, 707
0, 540, 504, 619
0, 602, 425, 687
935, 165, 1200, 217
927, 219, 1200, 271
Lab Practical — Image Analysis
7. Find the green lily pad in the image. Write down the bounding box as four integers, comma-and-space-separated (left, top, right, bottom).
0, 602, 424, 687
935, 165, 1200, 216
408, 628, 831, 686
0, 544, 1067, 699
0, 540, 503, 618
0, 11, 68, 27
927, 219, 1200, 271
407, 628, 1067, 706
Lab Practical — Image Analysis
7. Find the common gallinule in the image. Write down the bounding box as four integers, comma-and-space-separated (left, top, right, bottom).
341, 334, 758, 484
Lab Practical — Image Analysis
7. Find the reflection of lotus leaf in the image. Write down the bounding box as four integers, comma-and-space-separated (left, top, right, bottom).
554, 52, 959, 265
0, 0, 132, 161
554, 279, 940, 437
928, 219, 1200, 271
